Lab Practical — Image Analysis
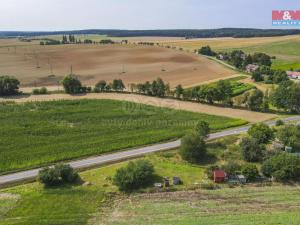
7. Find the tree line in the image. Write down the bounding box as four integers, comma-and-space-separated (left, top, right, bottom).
199, 46, 289, 86
3, 28, 300, 39
200, 46, 272, 69
3, 75, 300, 114
40, 35, 115, 45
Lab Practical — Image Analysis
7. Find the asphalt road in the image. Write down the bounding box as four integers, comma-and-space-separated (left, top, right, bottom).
1, 115, 300, 187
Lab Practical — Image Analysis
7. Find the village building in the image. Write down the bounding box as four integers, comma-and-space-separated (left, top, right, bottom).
214, 170, 227, 183
287, 71, 300, 80
246, 64, 259, 73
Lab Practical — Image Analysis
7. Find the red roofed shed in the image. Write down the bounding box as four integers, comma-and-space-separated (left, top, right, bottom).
214, 170, 226, 183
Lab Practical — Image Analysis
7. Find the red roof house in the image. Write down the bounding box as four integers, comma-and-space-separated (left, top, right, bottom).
214, 170, 227, 183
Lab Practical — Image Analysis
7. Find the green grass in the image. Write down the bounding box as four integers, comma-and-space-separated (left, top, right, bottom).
0, 137, 230, 225
105, 185, 300, 225
188, 75, 254, 97
0, 99, 246, 174
231, 82, 254, 96
1, 136, 299, 225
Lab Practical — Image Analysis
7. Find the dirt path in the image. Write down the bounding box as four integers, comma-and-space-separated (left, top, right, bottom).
0, 93, 276, 122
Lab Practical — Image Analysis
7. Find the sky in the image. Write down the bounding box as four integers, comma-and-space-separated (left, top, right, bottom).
0, 0, 299, 31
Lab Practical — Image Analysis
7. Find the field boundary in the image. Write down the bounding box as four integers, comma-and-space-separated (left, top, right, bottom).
0, 93, 276, 122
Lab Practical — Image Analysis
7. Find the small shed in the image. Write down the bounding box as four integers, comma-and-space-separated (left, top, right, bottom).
154, 183, 163, 188
214, 170, 226, 183
173, 177, 182, 185
237, 175, 247, 184
285, 146, 293, 153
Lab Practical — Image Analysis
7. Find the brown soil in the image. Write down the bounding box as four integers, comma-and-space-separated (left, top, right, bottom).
0, 41, 235, 88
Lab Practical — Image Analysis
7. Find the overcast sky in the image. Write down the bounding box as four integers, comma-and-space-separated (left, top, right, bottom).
0, 0, 299, 31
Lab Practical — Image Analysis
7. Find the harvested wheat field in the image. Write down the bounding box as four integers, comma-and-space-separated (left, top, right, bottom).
161, 34, 300, 51
0, 39, 235, 88
0, 93, 276, 122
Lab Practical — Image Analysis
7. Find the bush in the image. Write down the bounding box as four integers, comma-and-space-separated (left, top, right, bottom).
32, 87, 48, 95
277, 125, 300, 147
61, 74, 83, 94
179, 133, 207, 163
205, 165, 220, 180
112, 79, 125, 92
195, 121, 210, 139
0, 76, 20, 96
95, 80, 107, 92
222, 161, 241, 176
38, 167, 61, 187
240, 137, 266, 162
200, 181, 218, 190
55, 164, 79, 183
198, 46, 216, 56
242, 164, 259, 182
261, 153, 300, 181
38, 164, 79, 187
113, 160, 154, 192
275, 120, 284, 127
248, 123, 274, 144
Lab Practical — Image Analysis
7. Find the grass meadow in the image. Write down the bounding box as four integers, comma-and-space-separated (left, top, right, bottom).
1, 136, 299, 225
188, 75, 254, 97
165, 35, 300, 71
0, 99, 246, 174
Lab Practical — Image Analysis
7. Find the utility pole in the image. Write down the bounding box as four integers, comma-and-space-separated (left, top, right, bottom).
47, 57, 53, 75
70, 65, 73, 74
50, 64, 53, 75
122, 64, 125, 74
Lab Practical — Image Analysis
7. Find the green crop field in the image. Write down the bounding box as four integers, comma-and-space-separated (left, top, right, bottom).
0, 99, 246, 174
188, 75, 254, 97
1, 136, 299, 225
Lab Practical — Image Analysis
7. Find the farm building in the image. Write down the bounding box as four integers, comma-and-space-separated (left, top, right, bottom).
214, 170, 227, 183
246, 64, 259, 73
287, 71, 300, 80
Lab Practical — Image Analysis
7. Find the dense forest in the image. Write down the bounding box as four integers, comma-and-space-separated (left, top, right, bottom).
1, 28, 300, 38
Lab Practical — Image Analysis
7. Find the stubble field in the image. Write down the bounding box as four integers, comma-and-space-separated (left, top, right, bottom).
0, 39, 235, 88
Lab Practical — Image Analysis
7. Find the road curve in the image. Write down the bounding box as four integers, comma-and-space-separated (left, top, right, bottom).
1, 115, 300, 187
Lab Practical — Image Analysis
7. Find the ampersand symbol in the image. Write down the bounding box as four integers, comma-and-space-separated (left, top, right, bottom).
283, 11, 292, 20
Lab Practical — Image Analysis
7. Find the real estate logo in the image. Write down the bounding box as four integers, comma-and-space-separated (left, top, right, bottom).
272, 10, 300, 26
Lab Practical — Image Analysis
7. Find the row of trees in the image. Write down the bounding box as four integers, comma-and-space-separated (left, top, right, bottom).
252, 69, 288, 84
180, 80, 233, 105
130, 78, 170, 97
199, 46, 272, 69
61, 75, 126, 94
4, 74, 300, 114
62, 35, 76, 44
